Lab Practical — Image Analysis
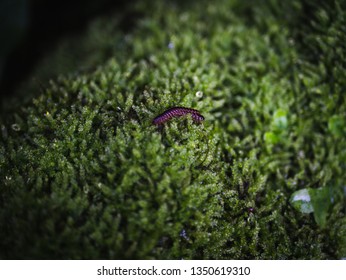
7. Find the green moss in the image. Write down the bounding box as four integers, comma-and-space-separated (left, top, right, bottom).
0, 0, 345, 259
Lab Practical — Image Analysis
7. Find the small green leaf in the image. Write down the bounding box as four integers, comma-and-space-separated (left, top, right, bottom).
290, 187, 333, 228
290, 188, 314, 214
264, 131, 280, 145
272, 109, 288, 131
309, 187, 332, 228
328, 115, 345, 137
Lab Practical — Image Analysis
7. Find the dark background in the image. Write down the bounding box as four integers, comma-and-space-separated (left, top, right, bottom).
0, 0, 136, 101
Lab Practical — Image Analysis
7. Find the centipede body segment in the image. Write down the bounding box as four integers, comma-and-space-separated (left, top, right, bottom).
152, 107, 204, 125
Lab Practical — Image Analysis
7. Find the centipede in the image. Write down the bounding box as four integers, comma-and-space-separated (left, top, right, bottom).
152, 107, 204, 125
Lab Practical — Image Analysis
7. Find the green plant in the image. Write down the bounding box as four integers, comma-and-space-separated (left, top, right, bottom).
0, 0, 345, 259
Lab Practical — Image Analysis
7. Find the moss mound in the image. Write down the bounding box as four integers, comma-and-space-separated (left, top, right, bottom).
0, 0, 345, 259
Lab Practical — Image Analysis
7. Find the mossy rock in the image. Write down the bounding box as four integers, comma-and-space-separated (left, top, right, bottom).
0, 0, 345, 259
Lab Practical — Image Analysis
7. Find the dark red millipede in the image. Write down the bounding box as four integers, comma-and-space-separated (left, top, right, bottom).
152, 107, 204, 125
